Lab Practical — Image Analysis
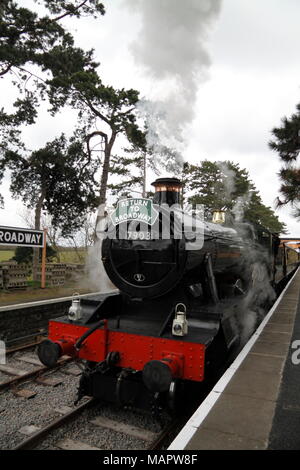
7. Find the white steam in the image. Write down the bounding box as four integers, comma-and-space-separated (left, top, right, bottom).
85, 239, 114, 292
127, 0, 222, 164
214, 162, 277, 342
239, 261, 276, 343
84, 208, 115, 292
217, 161, 236, 203
217, 161, 252, 222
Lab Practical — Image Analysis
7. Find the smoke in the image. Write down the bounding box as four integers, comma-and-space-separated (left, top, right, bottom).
239, 261, 276, 343
84, 208, 115, 292
85, 239, 114, 292
136, 99, 185, 171
216, 161, 253, 222
214, 162, 277, 342
217, 161, 236, 203
126, 0, 222, 165
232, 196, 247, 222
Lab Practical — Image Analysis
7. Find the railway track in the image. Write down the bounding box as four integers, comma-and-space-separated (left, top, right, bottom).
0, 342, 176, 450
13, 399, 178, 451
0, 335, 243, 451
6, 332, 46, 353
13, 398, 97, 450
0, 343, 84, 449
0, 347, 73, 393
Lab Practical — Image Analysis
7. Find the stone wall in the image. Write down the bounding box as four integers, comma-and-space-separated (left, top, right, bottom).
0, 299, 71, 343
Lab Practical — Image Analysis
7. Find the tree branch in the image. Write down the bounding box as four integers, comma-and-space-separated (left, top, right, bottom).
85, 98, 111, 126
14, 65, 48, 85
50, 1, 89, 23
119, 107, 135, 117
0, 63, 12, 77
80, 130, 107, 178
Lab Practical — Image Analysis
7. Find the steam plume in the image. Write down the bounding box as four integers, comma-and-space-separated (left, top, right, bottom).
84, 208, 115, 292
127, 0, 222, 163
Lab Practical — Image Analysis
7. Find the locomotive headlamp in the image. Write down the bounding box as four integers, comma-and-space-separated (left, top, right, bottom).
68, 292, 82, 321
173, 323, 183, 334
172, 303, 188, 336
212, 210, 226, 224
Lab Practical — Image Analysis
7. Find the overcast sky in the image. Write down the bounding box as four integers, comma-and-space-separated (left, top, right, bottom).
0, 0, 300, 235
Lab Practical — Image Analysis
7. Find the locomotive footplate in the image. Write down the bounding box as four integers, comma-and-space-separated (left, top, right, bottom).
45, 314, 207, 381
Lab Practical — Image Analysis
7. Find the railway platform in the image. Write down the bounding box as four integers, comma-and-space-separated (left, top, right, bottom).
169, 267, 300, 450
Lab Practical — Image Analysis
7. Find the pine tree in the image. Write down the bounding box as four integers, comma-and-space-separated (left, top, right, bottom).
183, 160, 286, 233
3, 134, 99, 279
0, 0, 105, 201
269, 103, 300, 217
0, 0, 104, 127
47, 69, 148, 225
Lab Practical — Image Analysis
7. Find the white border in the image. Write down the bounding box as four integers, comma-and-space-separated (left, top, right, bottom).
0, 290, 118, 312
168, 267, 299, 450
0, 243, 44, 248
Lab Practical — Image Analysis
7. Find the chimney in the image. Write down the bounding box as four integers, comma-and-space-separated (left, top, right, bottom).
151, 177, 182, 206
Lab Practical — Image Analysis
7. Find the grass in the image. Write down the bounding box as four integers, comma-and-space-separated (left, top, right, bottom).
0, 248, 87, 264
0, 250, 14, 262
58, 249, 87, 264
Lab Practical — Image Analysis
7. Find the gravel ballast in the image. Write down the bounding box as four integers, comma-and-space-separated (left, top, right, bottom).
0, 356, 169, 450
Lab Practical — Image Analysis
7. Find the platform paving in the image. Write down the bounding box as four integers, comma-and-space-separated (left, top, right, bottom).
269, 274, 300, 449
181, 269, 300, 450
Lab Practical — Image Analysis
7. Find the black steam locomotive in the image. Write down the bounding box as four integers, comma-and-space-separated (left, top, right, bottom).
38, 178, 299, 411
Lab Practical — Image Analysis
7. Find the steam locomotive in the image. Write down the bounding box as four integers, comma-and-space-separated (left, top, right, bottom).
37, 178, 299, 411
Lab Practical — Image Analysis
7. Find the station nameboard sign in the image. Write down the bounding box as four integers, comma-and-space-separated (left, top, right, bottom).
0, 226, 44, 247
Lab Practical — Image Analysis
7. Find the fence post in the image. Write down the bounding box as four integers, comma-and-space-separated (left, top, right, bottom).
41, 228, 47, 289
